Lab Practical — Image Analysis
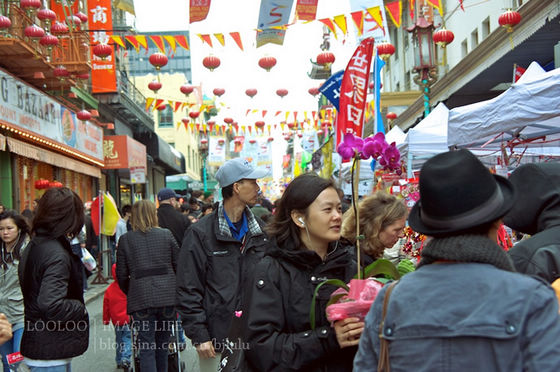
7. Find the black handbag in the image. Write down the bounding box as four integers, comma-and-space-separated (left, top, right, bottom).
218, 314, 254, 372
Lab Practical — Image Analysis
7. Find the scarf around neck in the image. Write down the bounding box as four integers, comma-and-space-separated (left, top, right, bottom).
418, 234, 516, 272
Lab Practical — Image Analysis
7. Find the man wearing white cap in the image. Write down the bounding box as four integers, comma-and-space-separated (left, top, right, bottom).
176, 158, 273, 372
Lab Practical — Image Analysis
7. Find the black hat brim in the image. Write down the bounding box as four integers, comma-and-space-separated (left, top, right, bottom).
408, 175, 516, 236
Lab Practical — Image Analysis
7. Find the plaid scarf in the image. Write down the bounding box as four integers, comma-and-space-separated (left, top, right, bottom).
217, 201, 263, 239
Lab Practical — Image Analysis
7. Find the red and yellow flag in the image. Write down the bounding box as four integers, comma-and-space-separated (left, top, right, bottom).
385, 1, 403, 28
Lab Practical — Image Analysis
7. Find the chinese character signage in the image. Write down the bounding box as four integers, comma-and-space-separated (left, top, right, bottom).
89, 0, 117, 93
295, 0, 318, 21
103, 135, 147, 173
337, 37, 374, 143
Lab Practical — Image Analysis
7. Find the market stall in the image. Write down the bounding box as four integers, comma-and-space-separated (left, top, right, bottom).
447, 62, 560, 154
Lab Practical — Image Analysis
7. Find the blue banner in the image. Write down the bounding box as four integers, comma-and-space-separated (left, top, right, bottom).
373, 52, 386, 134
319, 70, 344, 109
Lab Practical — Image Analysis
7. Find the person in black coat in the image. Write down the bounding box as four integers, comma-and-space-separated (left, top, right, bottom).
156, 187, 191, 246
117, 200, 179, 372
241, 173, 362, 371
18, 187, 89, 370
504, 162, 560, 283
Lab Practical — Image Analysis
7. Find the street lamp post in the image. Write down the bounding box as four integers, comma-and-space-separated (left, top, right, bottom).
408, 16, 438, 116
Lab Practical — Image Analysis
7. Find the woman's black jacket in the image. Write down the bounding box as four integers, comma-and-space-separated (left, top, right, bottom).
241, 242, 358, 371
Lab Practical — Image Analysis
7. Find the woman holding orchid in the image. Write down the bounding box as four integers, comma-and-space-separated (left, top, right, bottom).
241, 173, 362, 371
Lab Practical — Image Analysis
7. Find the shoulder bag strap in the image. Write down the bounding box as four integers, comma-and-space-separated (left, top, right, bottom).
377, 280, 398, 372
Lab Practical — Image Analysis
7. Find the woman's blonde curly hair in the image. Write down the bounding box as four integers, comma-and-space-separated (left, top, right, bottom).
341, 192, 408, 259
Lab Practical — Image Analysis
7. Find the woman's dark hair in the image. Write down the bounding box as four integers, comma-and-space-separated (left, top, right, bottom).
180, 203, 191, 214
0, 210, 30, 267
266, 173, 336, 250
201, 203, 213, 214
32, 187, 84, 239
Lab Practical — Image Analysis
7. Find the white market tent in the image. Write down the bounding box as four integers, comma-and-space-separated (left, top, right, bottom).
447, 62, 560, 154
399, 62, 560, 177
398, 102, 449, 177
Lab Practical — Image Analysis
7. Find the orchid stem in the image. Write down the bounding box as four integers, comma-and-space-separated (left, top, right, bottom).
351, 155, 361, 279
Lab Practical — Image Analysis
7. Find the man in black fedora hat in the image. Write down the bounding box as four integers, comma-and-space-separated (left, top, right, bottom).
354, 149, 560, 371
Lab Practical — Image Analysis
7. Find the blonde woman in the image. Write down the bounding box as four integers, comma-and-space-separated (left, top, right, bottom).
341, 192, 408, 266
116, 200, 179, 372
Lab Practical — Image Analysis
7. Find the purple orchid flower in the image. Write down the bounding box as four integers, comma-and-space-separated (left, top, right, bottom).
336, 133, 364, 160
381, 142, 401, 171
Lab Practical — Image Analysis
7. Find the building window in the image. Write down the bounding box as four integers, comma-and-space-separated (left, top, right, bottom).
482, 17, 490, 39
158, 107, 173, 128
471, 29, 479, 49
390, 27, 399, 61
461, 39, 468, 58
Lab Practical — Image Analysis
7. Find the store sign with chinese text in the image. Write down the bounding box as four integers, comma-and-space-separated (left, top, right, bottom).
103, 135, 147, 183
89, 0, 117, 93
0, 68, 103, 161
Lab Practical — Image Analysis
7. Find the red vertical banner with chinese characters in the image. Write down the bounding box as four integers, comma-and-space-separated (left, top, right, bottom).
89, 0, 117, 93
50, 1, 79, 22
190, 0, 212, 23
337, 37, 374, 144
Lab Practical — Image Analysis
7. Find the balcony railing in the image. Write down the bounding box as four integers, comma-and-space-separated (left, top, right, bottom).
0, 4, 90, 74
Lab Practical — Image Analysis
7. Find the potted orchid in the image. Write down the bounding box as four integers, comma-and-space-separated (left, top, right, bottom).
311, 132, 414, 329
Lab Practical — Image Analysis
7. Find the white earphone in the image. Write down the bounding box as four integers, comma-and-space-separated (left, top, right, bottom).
298, 217, 305, 226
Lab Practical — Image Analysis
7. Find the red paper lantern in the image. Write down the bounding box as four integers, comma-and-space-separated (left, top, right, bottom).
202, 55, 220, 71
283, 135, 291, 141
255, 121, 265, 129
376, 42, 396, 61
50, 21, 68, 35
37, 8, 56, 24
258, 56, 277, 71
308, 87, 320, 96
53, 65, 69, 78
156, 104, 167, 111
20, 0, 41, 14
24, 24, 45, 39
213, 88, 225, 96
180, 85, 194, 96
93, 43, 112, 59
77, 110, 91, 121
39, 33, 58, 47
0, 15, 11, 30
149, 52, 168, 70
76, 72, 89, 80
276, 89, 288, 98
287, 122, 295, 129
321, 121, 331, 128
245, 88, 257, 98
224, 117, 234, 124
66, 15, 81, 26
200, 138, 208, 145
234, 138, 242, 145
267, 137, 274, 142
316, 51, 335, 67
207, 120, 216, 126
433, 27, 455, 48
386, 112, 398, 120
218, 138, 225, 145
75, 12, 88, 24
189, 111, 200, 119
249, 139, 256, 144
148, 80, 162, 93
49, 181, 63, 188
498, 9, 521, 33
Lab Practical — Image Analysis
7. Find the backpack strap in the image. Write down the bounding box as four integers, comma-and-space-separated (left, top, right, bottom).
377, 280, 398, 372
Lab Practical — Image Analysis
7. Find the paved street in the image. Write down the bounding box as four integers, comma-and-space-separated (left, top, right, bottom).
72, 281, 200, 372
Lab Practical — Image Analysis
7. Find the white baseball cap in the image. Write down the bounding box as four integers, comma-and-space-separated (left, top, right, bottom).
215, 158, 269, 188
